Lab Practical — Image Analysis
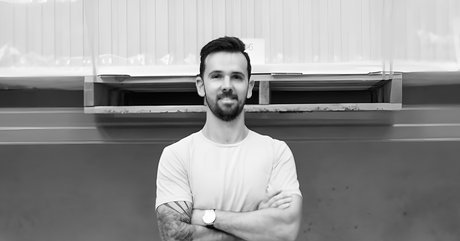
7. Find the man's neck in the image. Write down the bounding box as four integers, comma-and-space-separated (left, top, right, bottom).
202, 111, 248, 144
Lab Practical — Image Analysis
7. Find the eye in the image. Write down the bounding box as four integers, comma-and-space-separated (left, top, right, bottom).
232, 75, 243, 80
211, 73, 222, 79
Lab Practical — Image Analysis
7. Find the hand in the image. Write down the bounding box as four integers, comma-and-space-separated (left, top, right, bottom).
191, 209, 205, 226
257, 189, 293, 210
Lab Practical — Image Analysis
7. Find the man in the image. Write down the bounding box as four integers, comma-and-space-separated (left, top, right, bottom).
155, 36, 302, 241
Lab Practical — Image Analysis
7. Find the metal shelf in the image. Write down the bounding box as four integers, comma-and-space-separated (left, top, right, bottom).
84, 73, 402, 114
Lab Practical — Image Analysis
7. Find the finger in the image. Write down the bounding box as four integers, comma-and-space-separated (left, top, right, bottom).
266, 192, 292, 207
263, 189, 282, 203
270, 196, 292, 208
266, 192, 288, 206
277, 203, 291, 209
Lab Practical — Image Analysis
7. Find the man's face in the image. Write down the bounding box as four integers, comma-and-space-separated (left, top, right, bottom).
197, 52, 254, 122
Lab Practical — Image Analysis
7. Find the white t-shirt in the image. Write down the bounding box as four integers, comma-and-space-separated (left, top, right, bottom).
155, 130, 301, 212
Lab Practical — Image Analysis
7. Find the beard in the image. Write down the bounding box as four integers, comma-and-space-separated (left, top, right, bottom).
205, 92, 246, 122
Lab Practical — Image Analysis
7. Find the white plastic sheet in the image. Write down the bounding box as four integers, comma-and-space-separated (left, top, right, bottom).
0, 0, 459, 82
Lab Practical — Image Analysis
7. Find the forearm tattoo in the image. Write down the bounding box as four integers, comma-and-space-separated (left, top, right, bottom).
156, 201, 195, 241
164, 201, 192, 220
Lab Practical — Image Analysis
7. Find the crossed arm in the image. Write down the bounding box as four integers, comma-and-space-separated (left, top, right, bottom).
156, 190, 302, 241
156, 201, 239, 241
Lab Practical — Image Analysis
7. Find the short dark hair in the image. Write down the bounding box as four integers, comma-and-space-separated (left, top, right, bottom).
199, 36, 251, 80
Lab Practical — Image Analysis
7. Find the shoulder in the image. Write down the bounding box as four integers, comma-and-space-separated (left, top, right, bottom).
249, 130, 293, 163
249, 130, 289, 149
159, 131, 201, 164
164, 131, 201, 153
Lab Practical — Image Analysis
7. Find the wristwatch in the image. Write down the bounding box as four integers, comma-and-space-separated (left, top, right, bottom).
202, 209, 216, 227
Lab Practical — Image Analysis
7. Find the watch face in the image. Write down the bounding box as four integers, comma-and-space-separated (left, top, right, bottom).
203, 210, 216, 225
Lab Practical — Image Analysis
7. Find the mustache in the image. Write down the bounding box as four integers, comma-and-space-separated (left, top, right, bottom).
217, 93, 238, 99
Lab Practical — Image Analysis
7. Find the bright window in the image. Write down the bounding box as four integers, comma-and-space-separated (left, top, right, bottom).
0, 0, 459, 78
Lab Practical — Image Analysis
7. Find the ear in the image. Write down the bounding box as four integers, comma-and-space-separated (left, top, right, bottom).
246, 78, 255, 99
196, 76, 205, 97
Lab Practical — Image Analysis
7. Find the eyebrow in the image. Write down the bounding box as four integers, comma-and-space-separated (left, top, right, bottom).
208, 71, 246, 77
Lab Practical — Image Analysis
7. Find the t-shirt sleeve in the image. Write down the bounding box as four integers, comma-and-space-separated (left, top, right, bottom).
155, 146, 193, 210
269, 140, 302, 197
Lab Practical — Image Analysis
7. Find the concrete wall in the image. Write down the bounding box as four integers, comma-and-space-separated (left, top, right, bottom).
1, 79, 460, 241
1, 139, 460, 241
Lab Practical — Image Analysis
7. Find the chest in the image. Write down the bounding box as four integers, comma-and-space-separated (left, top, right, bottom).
188, 144, 273, 211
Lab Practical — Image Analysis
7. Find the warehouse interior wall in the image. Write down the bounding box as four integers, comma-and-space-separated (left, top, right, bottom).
1, 136, 460, 241
1, 77, 460, 240
1, 0, 460, 240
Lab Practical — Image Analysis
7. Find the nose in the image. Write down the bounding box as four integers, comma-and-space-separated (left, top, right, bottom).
221, 75, 232, 92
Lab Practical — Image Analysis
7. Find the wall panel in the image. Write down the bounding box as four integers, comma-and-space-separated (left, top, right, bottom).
1, 0, 459, 77
1, 137, 459, 241
1, 75, 460, 240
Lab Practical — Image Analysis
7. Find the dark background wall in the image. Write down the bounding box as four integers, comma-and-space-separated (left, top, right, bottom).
1, 140, 460, 241
1, 73, 460, 241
